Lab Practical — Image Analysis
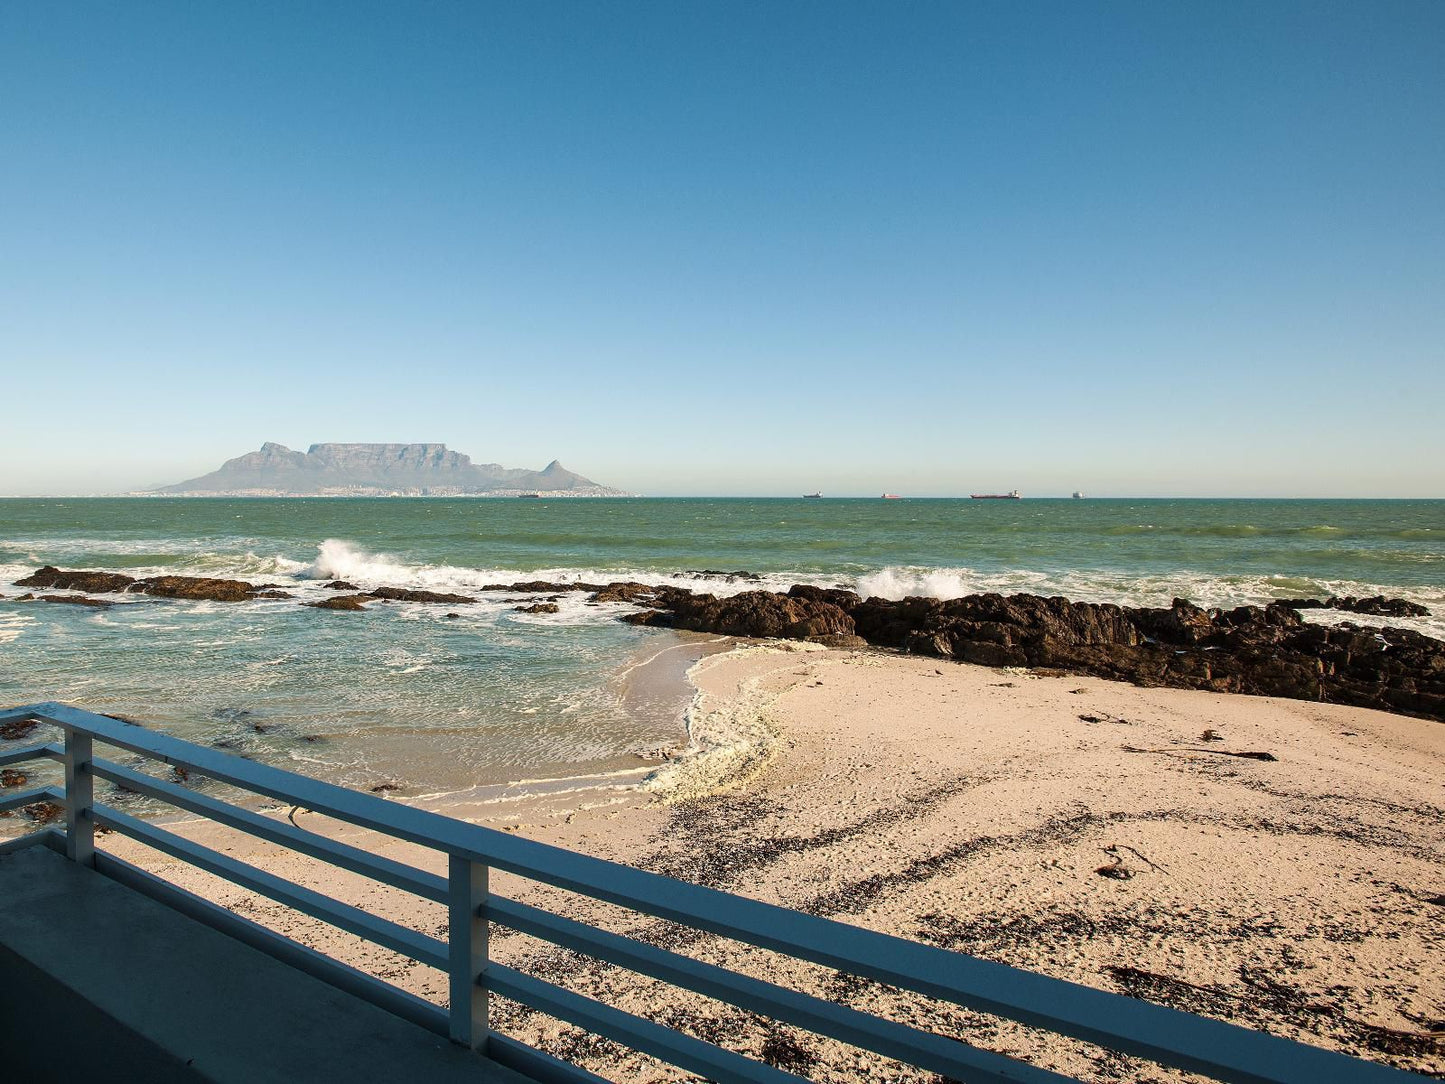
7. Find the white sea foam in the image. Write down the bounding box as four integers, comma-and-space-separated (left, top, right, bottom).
641, 641, 828, 802
0, 612, 33, 644
296, 540, 832, 604
307, 539, 449, 585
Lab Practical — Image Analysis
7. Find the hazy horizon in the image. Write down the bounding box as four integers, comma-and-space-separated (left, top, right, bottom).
1, 437, 1444, 500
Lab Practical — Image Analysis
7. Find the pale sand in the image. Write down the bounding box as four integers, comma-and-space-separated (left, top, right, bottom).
97, 643, 1445, 1080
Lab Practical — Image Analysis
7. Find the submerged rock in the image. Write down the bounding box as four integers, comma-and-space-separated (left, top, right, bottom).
131, 575, 257, 602
305, 594, 370, 611
15, 567, 137, 593
1280, 595, 1429, 618
368, 586, 477, 604
681, 569, 762, 582
481, 580, 605, 594
37, 594, 114, 608
589, 582, 662, 604
15, 566, 281, 603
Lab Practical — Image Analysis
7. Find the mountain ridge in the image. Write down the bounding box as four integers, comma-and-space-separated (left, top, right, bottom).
152, 443, 627, 497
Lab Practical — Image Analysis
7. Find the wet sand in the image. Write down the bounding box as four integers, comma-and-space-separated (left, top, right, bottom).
91, 642, 1445, 1080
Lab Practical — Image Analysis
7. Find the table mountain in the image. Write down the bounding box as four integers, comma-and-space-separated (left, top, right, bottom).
152, 443, 626, 496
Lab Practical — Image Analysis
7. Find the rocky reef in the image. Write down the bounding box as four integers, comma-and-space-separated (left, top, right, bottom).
1278, 595, 1429, 618
621, 585, 1444, 724
10, 565, 1441, 723
14, 567, 287, 603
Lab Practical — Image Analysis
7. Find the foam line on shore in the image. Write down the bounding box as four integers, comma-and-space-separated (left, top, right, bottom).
641, 640, 828, 803
407, 763, 658, 807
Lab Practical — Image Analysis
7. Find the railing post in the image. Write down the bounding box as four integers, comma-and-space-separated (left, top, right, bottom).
63, 728, 95, 867
448, 855, 489, 1051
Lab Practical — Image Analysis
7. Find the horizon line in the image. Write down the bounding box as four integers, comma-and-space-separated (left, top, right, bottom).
1, 493, 1442, 502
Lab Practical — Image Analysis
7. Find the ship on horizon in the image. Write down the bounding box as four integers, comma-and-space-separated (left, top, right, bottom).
970, 490, 1022, 499
803, 492, 822, 499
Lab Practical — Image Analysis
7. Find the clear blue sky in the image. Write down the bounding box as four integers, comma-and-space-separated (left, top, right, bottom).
2, 1, 1441, 496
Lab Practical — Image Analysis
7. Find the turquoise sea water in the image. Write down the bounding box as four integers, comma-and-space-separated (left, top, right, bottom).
1, 498, 1441, 791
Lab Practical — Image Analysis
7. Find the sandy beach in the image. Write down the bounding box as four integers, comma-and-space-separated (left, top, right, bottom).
96, 641, 1445, 1080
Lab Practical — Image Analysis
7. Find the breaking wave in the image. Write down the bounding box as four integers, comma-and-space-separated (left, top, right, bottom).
5, 538, 1440, 638
854, 565, 1445, 639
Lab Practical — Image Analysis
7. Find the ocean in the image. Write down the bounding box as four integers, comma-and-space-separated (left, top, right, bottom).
1, 497, 1441, 796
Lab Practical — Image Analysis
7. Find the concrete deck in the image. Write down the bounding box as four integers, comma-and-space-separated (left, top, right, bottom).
0, 844, 529, 1084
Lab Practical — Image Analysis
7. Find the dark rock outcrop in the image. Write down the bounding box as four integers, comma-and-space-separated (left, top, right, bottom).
15, 567, 137, 594
367, 586, 477, 604
16, 566, 270, 603
305, 595, 370, 611
37, 594, 114, 608
635, 589, 856, 641
1280, 595, 1429, 618
13, 568, 487, 606
515, 603, 560, 614
621, 585, 1444, 723
481, 580, 606, 594
141, 576, 256, 601
590, 582, 664, 605
323, 580, 359, 591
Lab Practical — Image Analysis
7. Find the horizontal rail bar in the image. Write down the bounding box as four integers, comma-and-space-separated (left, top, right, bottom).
0, 784, 64, 815
0, 741, 62, 768
5, 703, 1428, 1084
93, 850, 448, 1036
487, 1033, 612, 1084
489, 896, 1070, 1084
487, 964, 808, 1084
0, 827, 65, 856
94, 803, 448, 970
92, 757, 447, 903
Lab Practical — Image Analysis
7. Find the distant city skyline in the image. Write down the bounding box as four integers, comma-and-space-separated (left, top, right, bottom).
2, 2, 1442, 498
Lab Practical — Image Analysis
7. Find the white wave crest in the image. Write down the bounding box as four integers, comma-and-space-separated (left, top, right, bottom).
855, 568, 980, 600
301, 540, 833, 599
853, 565, 1445, 639
306, 539, 447, 585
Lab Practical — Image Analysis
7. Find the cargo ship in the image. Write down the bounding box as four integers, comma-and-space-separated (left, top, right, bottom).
881, 493, 903, 499
803, 492, 822, 499
970, 490, 1021, 499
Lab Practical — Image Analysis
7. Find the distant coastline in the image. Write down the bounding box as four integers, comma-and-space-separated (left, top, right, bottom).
123, 490, 631, 499
146, 441, 630, 498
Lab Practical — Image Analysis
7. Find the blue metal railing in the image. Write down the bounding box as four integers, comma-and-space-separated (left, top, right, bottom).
0, 702, 1431, 1084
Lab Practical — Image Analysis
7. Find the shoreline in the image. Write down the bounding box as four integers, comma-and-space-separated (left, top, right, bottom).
70, 638, 1445, 1080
